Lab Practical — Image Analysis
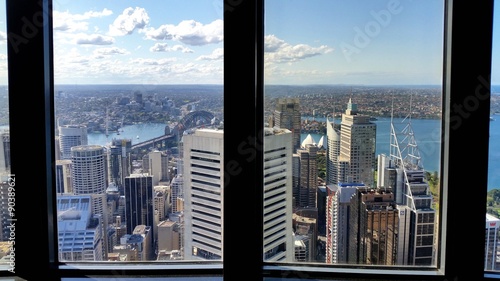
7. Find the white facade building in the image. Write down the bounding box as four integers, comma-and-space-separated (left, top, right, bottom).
182, 128, 223, 260
263, 127, 294, 262
71, 144, 109, 258
59, 125, 88, 160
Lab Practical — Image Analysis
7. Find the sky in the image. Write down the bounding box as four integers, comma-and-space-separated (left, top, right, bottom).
0, 0, 497, 86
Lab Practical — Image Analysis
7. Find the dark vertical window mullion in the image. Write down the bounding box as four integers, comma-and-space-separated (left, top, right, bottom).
443, 0, 493, 280
224, 0, 264, 279
7, 0, 58, 280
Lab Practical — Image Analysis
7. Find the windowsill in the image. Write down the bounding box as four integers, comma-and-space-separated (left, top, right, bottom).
58, 261, 223, 271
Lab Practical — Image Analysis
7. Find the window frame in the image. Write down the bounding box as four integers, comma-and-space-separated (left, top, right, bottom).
3, 0, 496, 280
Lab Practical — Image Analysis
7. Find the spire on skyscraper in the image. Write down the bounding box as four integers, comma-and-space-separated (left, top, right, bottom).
345, 97, 358, 115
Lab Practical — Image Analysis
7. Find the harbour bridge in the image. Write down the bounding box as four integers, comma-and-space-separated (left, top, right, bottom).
130, 110, 216, 153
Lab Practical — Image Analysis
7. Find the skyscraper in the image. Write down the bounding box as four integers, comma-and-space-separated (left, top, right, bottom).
263, 127, 294, 262
325, 182, 361, 264
273, 98, 301, 151
124, 173, 155, 259
338, 99, 376, 186
142, 150, 163, 186
59, 125, 88, 160
376, 116, 437, 266
107, 138, 132, 194
170, 174, 183, 214
182, 128, 223, 260
70, 144, 109, 259
326, 117, 340, 185
293, 144, 318, 209
348, 186, 399, 265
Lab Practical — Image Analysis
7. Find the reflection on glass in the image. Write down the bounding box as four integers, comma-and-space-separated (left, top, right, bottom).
0, 0, 13, 271
53, 1, 223, 262
485, 0, 500, 273
264, 0, 443, 266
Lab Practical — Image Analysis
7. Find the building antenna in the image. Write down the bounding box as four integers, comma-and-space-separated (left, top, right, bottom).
390, 94, 394, 124
402, 93, 413, 123
105, 108, 109, 138
332, 96, 337, 124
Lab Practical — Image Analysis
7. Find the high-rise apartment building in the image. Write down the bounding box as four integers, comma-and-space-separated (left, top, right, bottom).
263, 127, 294, 262
59, 125, 88, 160
325, 182, 361, 264
325, 184, 338, 264
338, 99, 376, 186
71, 145, 108, 217
273, 98, 301, 151
182, 128, 223, 260
70, 144, 109, 259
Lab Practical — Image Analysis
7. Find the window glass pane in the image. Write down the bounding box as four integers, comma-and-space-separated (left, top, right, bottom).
53, 0, 223, 262
486, 0, 500, 273
264, 0, 444, 267
0, 0, 13, 272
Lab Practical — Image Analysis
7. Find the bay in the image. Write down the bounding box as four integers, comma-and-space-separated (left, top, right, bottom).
87, 123, 170, 147
86, 117, 500, 191
302, 116, 441, 172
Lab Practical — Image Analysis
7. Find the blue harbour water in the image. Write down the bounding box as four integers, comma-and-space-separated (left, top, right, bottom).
86, 116, 500, 191
301, 116, 442, 173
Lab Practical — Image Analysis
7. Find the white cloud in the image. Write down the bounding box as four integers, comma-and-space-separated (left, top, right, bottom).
145, 19, 223, 46
264, 34, 333, 64
149, 43, 194, 53
93, 47, 130, 56
53, 9, 112, 32
74, 33, 115, 45
170, 45, 194, 53
130, 58, 177, 65
196, 48, 223, 61
108, 7, 150, 36
62, 49, 90, 64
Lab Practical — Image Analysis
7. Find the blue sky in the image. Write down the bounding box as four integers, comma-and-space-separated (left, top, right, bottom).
0, 0, 497, 86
